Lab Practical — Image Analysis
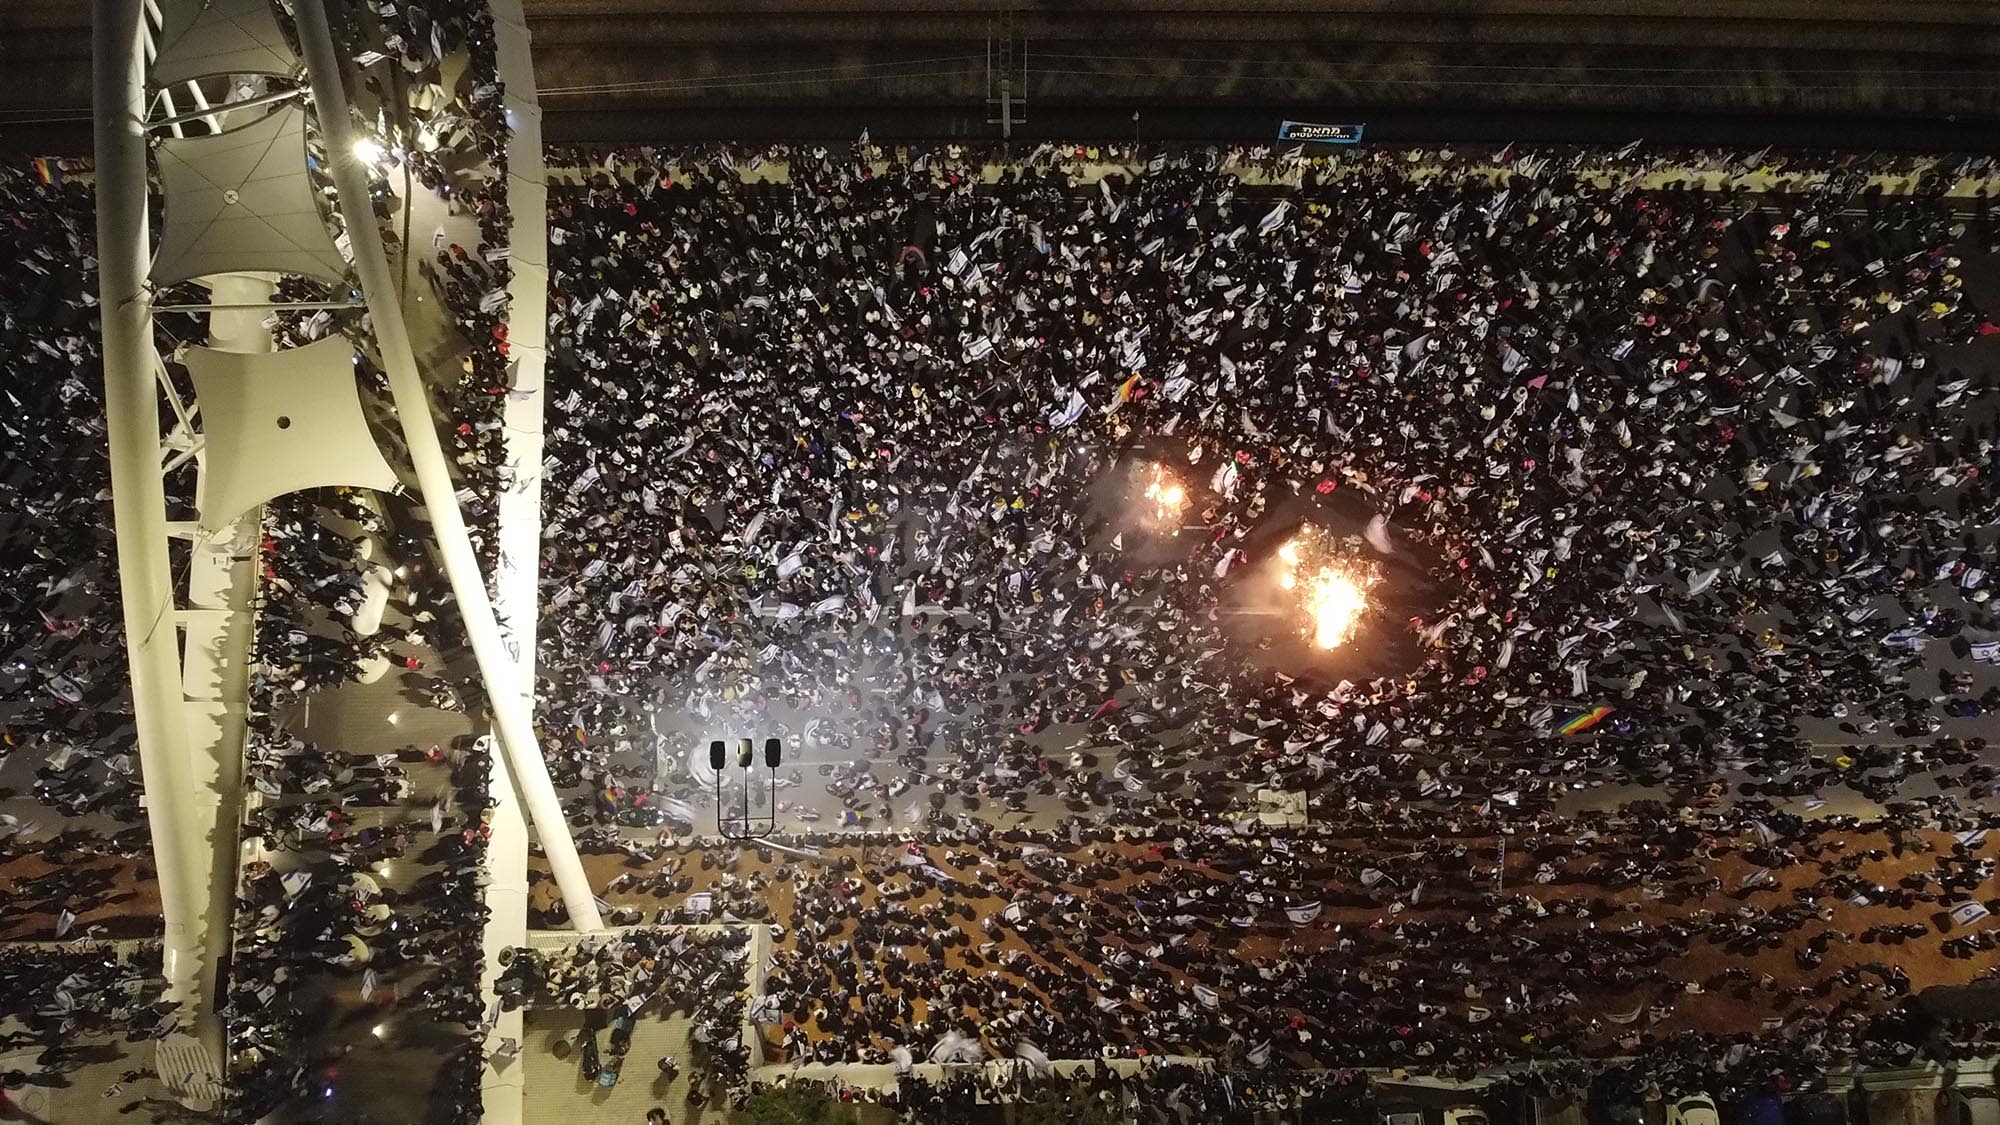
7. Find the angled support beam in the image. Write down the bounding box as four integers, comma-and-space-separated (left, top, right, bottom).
147, 86, 300, 132
293, 0, 603, 932
162, 440, 205, 475
152, 298, 361, 312
92, 0, 224, 1097
154, 85, 186, 138
154, 351, 194, 437
175, 77, 225, 136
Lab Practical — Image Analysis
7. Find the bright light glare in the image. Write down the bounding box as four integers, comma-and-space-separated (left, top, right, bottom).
1306, 568, 1369, 649
1141, 464, 1188, 526
1274, 530, 1380, 650
352, 138, 384, 165
1277, 538, 1304, 588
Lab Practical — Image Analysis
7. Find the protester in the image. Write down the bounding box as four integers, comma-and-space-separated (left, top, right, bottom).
517, 137, 2000, 1104
556, 808, 1997, 1090
533, 140, 2000, 834
6, 67, 2000, 1121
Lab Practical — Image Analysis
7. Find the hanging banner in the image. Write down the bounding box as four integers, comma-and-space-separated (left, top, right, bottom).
1278, 120, 1366, 145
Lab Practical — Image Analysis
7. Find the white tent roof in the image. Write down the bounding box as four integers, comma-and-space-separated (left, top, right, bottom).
151, 0, 298, 88
183, 334, 400, 530
151, 102, 350, 287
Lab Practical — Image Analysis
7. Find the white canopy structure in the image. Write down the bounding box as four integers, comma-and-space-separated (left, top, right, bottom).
182, 334, 400, 531
150, 102, 350, 286
92, 0, 601, 1112
150, 0, 298, 87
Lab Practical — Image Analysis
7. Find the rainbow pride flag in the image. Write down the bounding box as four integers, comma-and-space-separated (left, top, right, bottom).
1559, 705, 1613, 736
1107, 373, 1142, 413
31, 158, 58, 185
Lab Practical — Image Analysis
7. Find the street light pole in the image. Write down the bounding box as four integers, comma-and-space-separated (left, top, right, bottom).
711, 737, 781, 839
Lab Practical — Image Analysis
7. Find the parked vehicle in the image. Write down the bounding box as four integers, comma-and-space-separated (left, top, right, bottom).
1941, 1089, 2000, 1125
1446, 1106, 1493, 1125
1670, 1095, 1722, 1125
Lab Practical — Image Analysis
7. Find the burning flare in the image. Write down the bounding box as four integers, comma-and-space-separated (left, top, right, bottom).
1305, 567, 1370, 649
1142, 464, 1188, 526
1274, 533, 1380, 650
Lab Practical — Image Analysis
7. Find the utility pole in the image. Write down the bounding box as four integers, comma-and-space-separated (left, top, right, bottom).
987, 9, 1025, 142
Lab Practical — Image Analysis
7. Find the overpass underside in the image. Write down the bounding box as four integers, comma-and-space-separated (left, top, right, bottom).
9, 1, 2000, 151
510, 0, 2000, 148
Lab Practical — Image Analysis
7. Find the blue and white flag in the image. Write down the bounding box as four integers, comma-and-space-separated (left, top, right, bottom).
1049, 389, 1087, 429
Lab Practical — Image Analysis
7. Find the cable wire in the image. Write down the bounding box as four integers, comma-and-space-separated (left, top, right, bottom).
542, 54, 987, 97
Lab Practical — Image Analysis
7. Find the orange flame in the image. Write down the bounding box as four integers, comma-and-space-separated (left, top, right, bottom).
1142, 464, 1188, 525
1274, 532, 1378, 650
1304, 567, 1370, 649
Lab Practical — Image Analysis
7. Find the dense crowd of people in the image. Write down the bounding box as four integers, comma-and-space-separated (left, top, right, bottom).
533, 139, 2000, 839
524, 138, 2000, 1108
563, 806, 1998, 1089
0, 941, 169, 1058
224, 486, 496, 1123
497, 928, 751, 1106
0, 163, 152, 832
6, 21, 2000, 1118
